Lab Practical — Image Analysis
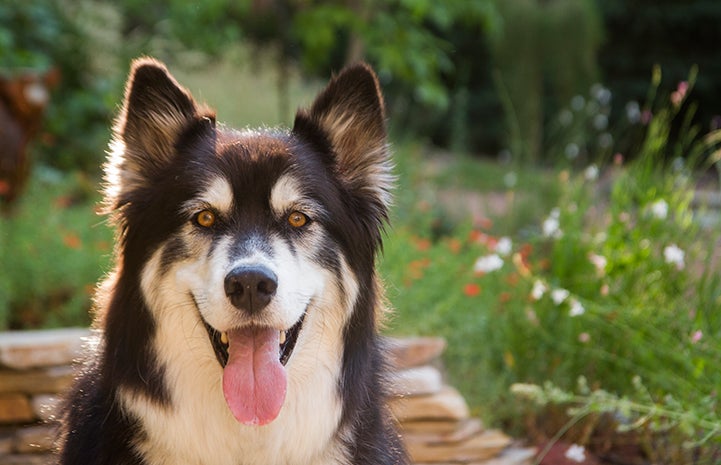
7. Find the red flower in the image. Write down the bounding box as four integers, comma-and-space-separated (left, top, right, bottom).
447, 238, 462, 254
412, 236, 431, 251
463, 283, 481, 297
63, 233, 82, 250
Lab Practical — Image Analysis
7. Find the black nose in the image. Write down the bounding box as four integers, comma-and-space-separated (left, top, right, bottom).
224, 265, 278, 313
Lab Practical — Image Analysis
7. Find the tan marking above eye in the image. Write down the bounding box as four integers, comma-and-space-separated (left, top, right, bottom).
288, 211, 309, 228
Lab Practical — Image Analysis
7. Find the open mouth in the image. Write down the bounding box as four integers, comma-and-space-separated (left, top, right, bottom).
204, 314, 305, 368
193, 296, 309, 425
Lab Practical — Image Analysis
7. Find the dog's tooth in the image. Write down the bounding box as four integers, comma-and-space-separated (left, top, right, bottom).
279, 331, 286, 345
220, 332, 228, 345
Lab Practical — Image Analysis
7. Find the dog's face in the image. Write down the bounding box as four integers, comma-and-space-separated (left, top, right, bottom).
104, 59, 391, 427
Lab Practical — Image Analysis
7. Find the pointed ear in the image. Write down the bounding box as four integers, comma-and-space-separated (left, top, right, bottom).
107, 58, 215, 198
293, 63, 392, 209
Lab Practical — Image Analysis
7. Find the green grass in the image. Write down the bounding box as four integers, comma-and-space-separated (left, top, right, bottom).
171, 46, 324, 129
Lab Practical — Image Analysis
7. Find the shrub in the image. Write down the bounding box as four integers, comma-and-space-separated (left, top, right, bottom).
381, 69, 721, 463
0, 168, 112, 329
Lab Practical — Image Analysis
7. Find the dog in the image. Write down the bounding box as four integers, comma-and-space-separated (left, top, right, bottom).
58, 58, 407, 465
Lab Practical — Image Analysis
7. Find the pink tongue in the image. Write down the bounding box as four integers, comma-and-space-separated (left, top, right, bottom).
222, 327, 287, 425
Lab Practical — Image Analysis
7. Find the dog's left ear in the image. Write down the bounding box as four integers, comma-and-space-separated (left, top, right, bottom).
293, 63, 392, 210
107, 58, 215, 203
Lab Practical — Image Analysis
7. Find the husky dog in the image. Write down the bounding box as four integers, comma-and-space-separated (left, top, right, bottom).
58, 58, 407, 465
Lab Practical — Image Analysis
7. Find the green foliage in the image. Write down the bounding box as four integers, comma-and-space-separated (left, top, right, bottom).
0, 168, 113, 329
110, 0, 500, 151
513, 377, 721, 464
490, 0, 604, 164
381, 76, 721, 462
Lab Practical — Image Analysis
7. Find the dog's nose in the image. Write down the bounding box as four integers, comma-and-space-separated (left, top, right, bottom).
224, 265, 278, 313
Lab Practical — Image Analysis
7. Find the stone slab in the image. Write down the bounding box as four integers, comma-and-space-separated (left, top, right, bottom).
402, 418, 484, 445
0, 328, 90, 370
0, 454, 55, 465
32, 395, 62, 422
407, 429, 512, 463
0, 430, 14, 453
0, 366, 75, 395
0, 394, 34, 424
400, 420, 464, 436
390, 386, 470, 422
389, 365, 444, 397
479, 446, 537, 465
14, 424, 57, 453
386, 337, 446, 369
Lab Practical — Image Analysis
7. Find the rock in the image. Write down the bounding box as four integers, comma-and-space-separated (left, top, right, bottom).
481, 446, 537, 465
0, 367, 75, 395
14, 424, 57, 453
401, 418, 484, 445
400, 420, 466, 436
0, 430, 14, 453
406, 429, 512, 463
386, 337, 446, 369
0, 394, 34, 424
31, 395, 62, 422
390, 386, 470, 422
0, 454, 55, 465
0, 329, 91, 370
389, 366, 444, 397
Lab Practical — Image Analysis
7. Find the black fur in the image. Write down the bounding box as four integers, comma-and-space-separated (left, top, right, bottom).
59, 58, 407, 464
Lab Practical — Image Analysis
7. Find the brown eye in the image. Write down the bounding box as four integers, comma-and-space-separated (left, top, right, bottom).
195, 210, 216, 228
288, 211, 309, 228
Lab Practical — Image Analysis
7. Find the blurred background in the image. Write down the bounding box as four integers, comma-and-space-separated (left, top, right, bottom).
1, 1, 720, 463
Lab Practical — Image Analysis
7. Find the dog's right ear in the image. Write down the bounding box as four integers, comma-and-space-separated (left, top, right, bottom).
106, 58, 215, 201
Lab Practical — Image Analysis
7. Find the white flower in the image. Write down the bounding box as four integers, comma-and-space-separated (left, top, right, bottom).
591, 84, 612, 106
542, 208, 562, 238
530, 280, 547, 300
565, 444, 586, 463
551, 288, 570, 305
571, 95, 585, 111
588, 253, 607, 275
664, 244, 685, 270
569, 299, 585, 317
565, 143, 580, 160
495, 237, 513, 256
584, 164, 599, 181
474, 254, 504, 273
625, 101, 641, 123
649, 199, 669, 219
593, 113, 608, 130
503, 171, 518, 188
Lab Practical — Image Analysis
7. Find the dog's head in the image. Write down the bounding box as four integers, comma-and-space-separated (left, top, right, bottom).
103, 58, 391, 426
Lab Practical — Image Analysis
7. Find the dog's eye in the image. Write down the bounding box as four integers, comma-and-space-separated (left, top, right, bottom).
195, 210, 216, 228
287, 211, 309, 228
